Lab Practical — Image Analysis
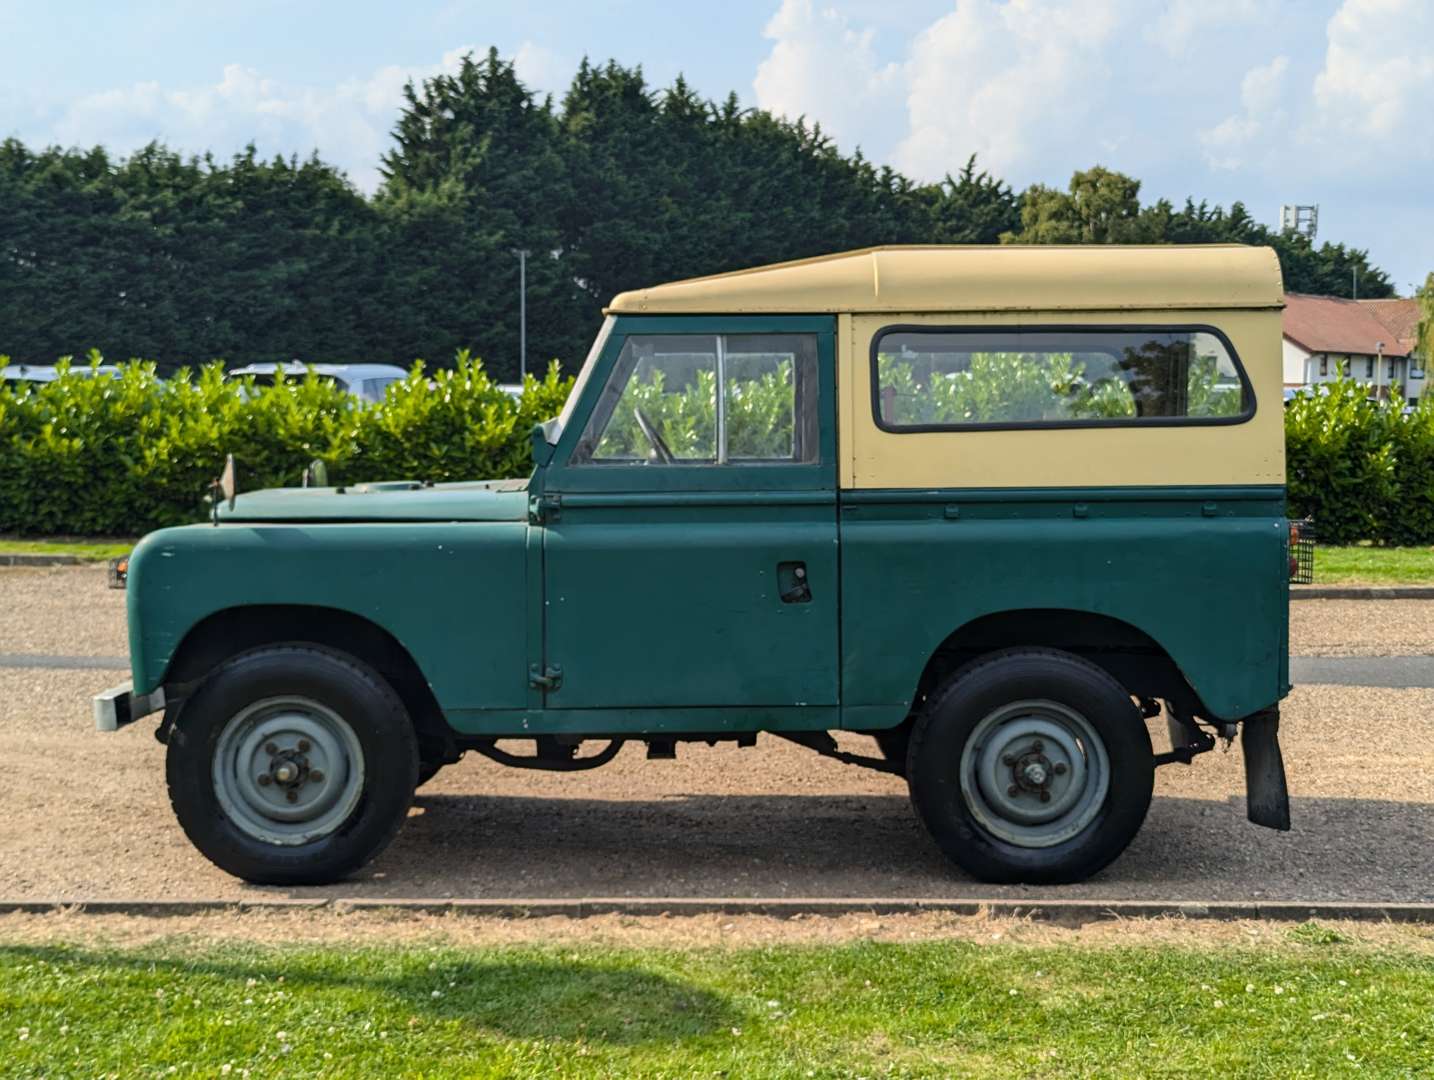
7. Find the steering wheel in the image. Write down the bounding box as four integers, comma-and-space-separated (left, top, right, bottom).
632, 407, 675, 464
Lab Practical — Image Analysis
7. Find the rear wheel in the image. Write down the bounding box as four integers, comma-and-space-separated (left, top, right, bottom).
907, 648, 1153, 884
166, 645, 418, 885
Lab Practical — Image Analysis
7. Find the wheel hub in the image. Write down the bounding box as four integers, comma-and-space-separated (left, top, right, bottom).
1001, 739, 1072, 803
212, 697, 364, 846
959, 700, 1111, 849
260, 744, 328, 802
273, 760, 299, 785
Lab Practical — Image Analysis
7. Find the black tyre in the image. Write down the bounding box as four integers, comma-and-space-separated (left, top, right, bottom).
166, 644, 419, 885
907, 648, 1153, 884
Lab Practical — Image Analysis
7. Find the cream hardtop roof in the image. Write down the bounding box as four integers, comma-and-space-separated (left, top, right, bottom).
607, 244, 1284, 316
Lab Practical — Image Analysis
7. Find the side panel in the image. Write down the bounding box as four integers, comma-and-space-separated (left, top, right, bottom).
838, 488, 1289, 723
542, 495, 838, 711
126, 521, 529, 710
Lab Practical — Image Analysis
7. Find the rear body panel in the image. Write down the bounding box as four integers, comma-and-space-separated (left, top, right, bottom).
838, 486, 1289, 725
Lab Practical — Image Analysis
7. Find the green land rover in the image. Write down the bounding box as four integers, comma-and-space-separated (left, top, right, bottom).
96, 245, 1294, 886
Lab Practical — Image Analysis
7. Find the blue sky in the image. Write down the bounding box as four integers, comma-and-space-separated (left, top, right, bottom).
3, 0, 1431, 292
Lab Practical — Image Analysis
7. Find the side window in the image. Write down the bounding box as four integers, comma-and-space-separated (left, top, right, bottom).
571, 333, 819, 465
363, 377, 399, 400
873, 327, 1252, 430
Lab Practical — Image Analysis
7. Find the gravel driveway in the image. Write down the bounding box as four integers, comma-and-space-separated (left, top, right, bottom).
1, 566, 1431, 903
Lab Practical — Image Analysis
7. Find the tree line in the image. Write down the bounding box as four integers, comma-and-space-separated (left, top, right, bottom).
0, 49, 1398, 380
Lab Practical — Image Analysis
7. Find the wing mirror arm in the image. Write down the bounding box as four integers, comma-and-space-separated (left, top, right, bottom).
209, 453, 237, 525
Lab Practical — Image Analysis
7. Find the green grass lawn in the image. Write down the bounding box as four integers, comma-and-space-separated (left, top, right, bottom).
0, 537, 135, 560
2, 935, 1431, 1078
1315, 545, 1434, 584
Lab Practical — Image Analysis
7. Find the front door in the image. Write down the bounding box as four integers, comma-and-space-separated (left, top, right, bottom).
537, 316, 838, 724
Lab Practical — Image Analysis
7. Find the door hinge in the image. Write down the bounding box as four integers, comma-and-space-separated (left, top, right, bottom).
528, 493, 561, 524
528, 663, 563, 691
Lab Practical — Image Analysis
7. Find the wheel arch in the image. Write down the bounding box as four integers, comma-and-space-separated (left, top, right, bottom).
161, 604, 453, 759
909, 608, 1207, 722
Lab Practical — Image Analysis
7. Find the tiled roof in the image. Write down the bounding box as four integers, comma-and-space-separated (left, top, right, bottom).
1361, 298, 1422, 356
1283, 293, 1420, 358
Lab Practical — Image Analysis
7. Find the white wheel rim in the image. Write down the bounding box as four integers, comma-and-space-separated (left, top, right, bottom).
212, 696, 365, 847
958, 699, 1110, 848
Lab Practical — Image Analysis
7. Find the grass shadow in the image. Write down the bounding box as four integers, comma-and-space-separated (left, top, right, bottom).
0, 943, 740, 1046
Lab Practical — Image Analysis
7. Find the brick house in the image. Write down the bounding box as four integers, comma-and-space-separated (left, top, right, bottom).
1282, 293, 1425, 403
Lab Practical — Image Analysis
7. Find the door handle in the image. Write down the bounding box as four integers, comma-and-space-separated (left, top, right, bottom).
778, 561, 811, 604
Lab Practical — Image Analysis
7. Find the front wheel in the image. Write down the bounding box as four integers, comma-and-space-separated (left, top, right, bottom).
166, 645, 419, 885
907, 648, 1153, 884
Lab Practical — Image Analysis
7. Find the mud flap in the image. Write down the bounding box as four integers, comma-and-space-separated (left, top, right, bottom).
1241, 708, 1291, 831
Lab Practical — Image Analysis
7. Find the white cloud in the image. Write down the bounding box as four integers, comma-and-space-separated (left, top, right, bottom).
1148, 0, 1259, 56
512, 42, 567, 97
1200, 0, 1434, 177
753, 0, 903, 151
40, 44, 565, 192
742, 0, 1432, 288
1199, 54, 1290, 170
755, 0, 1156, 182
1311, 0, 1434, 142
1241, 54, 1290, 116
751, 0, 1433, 187
895, 0, 1127, 181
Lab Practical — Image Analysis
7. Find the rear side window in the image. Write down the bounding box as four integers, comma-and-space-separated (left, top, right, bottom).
873, 326, 1253, 431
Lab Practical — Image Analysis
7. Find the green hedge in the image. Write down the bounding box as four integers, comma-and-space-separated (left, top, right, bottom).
0, 353, 571, 536
1285, 379, 1434, 545
2, 359, 1431, 545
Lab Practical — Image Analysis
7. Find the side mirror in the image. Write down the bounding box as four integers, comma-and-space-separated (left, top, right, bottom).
530, 421, 556, 469
209, 453, 238, 525
303, 459, 329, 488
218, 453, 237, 510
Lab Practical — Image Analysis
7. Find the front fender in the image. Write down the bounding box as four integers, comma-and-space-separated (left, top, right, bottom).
126, 521, 528, 709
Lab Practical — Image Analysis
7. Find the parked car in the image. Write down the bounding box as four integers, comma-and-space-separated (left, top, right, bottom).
224, 362, 407, 403
97, 245, 1293, 886
2, 363, 122, 388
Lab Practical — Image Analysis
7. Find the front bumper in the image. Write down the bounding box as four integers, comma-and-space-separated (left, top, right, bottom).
93, 683, 165, 732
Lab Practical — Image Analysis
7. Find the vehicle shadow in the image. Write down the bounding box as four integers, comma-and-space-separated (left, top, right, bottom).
297, 791, 1434, 903
0, 944, 739, 1046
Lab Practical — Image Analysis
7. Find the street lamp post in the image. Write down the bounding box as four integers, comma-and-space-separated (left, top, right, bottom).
512, 248, 530, 382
